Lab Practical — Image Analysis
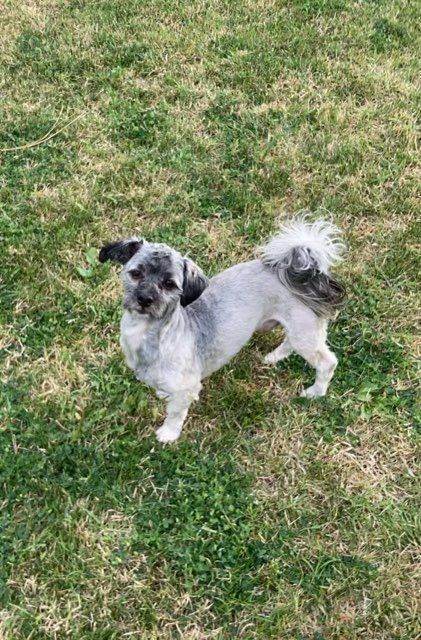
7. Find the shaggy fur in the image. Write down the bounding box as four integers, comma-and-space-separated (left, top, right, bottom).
100, 217, 346, 442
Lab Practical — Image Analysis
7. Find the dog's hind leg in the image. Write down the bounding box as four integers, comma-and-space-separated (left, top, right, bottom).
298, 344, 337, 398
268, 307, 337, 397
263, 338, 293, 364
285, 313, 337, 398
156, 383, 201, 443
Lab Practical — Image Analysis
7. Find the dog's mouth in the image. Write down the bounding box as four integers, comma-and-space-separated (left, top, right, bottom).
123, 294, 175, 319
124, 299, 166, 318
123, 300, 151, 314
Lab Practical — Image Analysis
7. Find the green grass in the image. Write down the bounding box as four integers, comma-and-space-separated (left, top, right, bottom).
0, 0, 419, 637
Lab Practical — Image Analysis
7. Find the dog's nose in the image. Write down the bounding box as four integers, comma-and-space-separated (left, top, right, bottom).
136, 285, 158, 306
137, 293, 154, 306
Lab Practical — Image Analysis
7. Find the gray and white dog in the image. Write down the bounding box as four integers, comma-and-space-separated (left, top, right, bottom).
99, 218, 345, 443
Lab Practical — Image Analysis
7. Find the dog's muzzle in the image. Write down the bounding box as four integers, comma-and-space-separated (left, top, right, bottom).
135, 284, 159, 309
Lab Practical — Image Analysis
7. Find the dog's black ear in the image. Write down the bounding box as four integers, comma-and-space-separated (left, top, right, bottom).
181, 257, 208, 307
99, 238, 143, 264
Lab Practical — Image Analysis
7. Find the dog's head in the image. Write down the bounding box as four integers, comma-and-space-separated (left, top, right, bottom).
99, 238, 208, 318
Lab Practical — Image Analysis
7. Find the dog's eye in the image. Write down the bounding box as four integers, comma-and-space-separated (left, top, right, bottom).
163, 279, 176, 289
129, 269, 143, 280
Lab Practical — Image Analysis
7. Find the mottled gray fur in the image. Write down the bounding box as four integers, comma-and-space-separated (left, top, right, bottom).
186, 294, 217, 363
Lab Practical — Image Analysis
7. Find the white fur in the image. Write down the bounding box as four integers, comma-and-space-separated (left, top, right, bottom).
261, 216, 345, 274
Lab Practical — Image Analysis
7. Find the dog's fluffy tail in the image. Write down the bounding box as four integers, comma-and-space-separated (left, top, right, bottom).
260, 216, 346, 318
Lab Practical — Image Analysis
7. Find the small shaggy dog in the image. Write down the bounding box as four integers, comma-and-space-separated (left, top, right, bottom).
99, 218, 345, 443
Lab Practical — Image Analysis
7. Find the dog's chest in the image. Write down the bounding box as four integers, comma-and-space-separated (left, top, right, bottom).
120, 313, 189, 394
120, 317, 158, 371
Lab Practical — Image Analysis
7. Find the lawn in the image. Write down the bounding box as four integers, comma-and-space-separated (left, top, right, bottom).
0, 0, 419, 638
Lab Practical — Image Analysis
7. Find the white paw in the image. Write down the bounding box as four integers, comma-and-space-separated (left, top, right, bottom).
156, 425, 181, 443
300, 385, 326, 399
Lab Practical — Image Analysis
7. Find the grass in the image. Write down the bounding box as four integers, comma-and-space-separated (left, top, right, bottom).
0, 0, 419, 637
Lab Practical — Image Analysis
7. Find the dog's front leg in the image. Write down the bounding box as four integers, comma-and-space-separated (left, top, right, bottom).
156, 385, 201, 443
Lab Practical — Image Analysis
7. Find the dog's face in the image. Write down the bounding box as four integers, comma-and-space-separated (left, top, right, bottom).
99, 238, 208, 318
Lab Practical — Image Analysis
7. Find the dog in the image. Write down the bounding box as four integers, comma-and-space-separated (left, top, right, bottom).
99, 217, 346, 443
